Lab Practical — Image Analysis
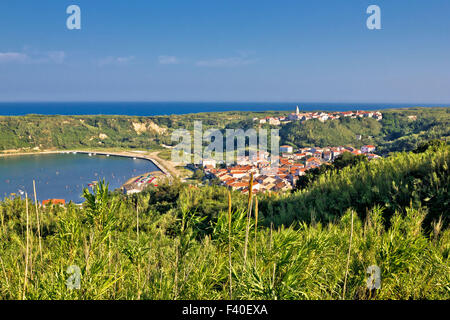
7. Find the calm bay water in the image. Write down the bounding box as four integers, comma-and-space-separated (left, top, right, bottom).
0, 102, 445, 116
0, 153, 160, 203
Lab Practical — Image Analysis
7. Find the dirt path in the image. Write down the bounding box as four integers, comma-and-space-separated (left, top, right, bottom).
147, 151, 181, 177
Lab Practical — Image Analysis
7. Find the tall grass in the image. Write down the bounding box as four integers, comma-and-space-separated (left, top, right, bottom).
228, 190, 233, 299
342, 210, 354, 299
244, 173, 254, 264
0, 189, 448, 300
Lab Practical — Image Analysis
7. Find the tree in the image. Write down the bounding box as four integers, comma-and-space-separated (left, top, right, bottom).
413, 139, 446, 153
333, 152, 368, 170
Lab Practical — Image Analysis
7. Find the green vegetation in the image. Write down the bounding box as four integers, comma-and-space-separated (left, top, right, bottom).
280, 117, 382, 149
0, 115, 166, 151
378, 108, 450, 153
280, 107, 449, 154
294, 152, 369, 191
260, 145, 449, 230
0, 111, 278, 152
0, 107, 448, 155
0, 146, 448, 300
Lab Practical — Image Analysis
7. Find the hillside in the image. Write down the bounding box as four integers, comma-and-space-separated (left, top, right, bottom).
0, 111, 274, 152
279, 107, 449, 154
0, 115, 167, 151
0, 107, 448, 155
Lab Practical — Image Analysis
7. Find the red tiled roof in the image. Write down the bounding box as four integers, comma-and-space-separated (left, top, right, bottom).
42, 199, 65, 206
224, 178, 236, 185
231, 182, 249, 188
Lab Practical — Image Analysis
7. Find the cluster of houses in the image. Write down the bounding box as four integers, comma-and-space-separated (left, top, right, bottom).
200, 144, 379, 194
254, 107, 383, 125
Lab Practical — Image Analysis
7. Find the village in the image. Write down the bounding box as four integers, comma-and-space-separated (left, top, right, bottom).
254, 106, 383, 125
198, 144, 379, 194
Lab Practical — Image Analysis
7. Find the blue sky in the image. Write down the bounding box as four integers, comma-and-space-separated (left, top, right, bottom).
0, 0, 449, 103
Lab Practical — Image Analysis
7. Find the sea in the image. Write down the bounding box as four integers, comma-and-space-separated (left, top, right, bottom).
0, 101, 445, 116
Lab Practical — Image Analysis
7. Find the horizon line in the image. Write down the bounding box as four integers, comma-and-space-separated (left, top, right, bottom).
0, 100, 449, 105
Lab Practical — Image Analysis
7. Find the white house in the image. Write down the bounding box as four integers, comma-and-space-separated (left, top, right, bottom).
361, 145, 376, 153
280, 145, 293, 153
268, 118, 281, 125
202, 159, 217, 167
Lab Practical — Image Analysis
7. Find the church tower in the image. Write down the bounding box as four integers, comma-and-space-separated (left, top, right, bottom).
296, 105, 300, 115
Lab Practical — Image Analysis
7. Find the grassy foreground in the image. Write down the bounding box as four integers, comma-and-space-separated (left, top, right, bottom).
0, 182, 448, 300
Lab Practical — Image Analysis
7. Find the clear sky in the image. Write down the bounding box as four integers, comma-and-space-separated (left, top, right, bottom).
0, 0, 449, 103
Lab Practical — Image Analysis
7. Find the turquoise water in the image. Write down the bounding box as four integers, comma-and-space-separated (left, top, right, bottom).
0, 153, 160, 203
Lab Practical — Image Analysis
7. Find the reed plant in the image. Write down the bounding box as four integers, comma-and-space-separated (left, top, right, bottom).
244, 173, 254, 264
